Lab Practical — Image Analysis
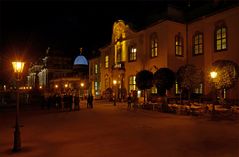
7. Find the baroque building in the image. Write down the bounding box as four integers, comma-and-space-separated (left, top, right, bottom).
89, 4, 239, 100
27, 48, 89, 97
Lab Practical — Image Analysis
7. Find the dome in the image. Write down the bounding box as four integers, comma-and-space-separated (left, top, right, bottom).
74, 55, 88, 65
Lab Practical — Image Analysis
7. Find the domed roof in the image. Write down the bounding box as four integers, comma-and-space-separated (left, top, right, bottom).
74, 55, 88, 65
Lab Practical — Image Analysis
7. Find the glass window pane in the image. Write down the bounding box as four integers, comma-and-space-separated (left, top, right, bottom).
216, 29, 221, 39
199, 34, 202, 43
195, 46, 198, 54
199, 45, 203, 53
222, 32, 226, 38
195, 35, 198, 43
222, 27, 226, 34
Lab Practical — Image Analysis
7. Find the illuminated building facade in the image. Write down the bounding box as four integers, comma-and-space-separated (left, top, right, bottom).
27, 48, 89, 96
89, 5, 239, 100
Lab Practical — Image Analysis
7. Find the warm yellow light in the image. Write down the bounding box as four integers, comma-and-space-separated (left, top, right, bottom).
12, 61, 25, 73
29, 86, 32, 89
113, 80, 117, 85
55, 84, 58, 88
64, 84, 68, 88
210, 71, 217, 79
80, 83, 84, 87
39, 86, 42, 89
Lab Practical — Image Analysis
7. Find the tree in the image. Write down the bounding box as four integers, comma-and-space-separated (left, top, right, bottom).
210, 60, 239, 102
176, 64, 203, 100
154, 68, 175, 96
136, 70, 154, 104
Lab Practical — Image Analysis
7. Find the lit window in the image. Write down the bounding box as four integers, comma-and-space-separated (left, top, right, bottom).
128, 76, 136, 92
105, 56, 109, 68
150, 33, 158, 57
128, 46, 137, 61
223, 89, 226, 99
215, 26, 227, 51
94, 81, 100, 96
193, 33, 203, 55
151, 86, 157, 94
95, 64, 98, 74
175, 81, 180, 94
194, 83, 203, 94
117, 44, 122, 63
175, 33, 183, 56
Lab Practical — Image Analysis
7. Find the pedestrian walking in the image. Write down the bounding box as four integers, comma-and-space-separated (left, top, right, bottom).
127, 94, 132, 110
74, 95, 80, 111
87, 94, 94, 109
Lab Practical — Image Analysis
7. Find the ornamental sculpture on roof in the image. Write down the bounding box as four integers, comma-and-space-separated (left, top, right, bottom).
112, 20, 127, 43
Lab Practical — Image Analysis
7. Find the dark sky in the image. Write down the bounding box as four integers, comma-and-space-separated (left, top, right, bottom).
0, 0, 201, 61
1, 0, 236, 60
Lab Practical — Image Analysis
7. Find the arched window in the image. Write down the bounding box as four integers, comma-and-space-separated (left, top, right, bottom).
175, 33, 183, 56
128, 45, 137, 62
193, 32, 203, 55
215, 25, 227, 51
150, 33, 158, 57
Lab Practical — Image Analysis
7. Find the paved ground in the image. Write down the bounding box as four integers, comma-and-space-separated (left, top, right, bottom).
1, 100, 239, 157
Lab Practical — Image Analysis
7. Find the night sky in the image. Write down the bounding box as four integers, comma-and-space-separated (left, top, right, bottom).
0, 0, 219, 81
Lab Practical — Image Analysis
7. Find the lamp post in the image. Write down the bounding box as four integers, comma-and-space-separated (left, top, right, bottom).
113, 80, 117, 106
210, 71, 217, 112
80, 82, 84, 100
12, 61, 25, 152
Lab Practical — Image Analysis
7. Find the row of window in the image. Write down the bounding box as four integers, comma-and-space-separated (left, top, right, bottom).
100, 75, 204, 95
151, 25, 227, 57
103, 26, 227, 68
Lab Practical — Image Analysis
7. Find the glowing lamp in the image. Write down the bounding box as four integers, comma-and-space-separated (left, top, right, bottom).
210, 71, 217, 79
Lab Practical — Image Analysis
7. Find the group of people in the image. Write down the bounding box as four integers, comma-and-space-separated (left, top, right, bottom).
42, 93, 83, 111
42, 92, 95, 111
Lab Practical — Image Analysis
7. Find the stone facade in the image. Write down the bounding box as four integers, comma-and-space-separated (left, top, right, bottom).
89, 5, 239, 100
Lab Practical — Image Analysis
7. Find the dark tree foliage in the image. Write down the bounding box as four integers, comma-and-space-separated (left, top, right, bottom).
176, 64, 203, 100
136, 70, 154, 103
136, 70, 154, 90
211, 60, 239, 103
154, 68, 175, 96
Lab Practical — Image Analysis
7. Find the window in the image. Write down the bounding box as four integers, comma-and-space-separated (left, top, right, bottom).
223, 89, 226, 99
194, 83, 203, 94
151, 86, 157, 94
175, 33, 183, 56
128, 46, 137, 62
117, 45, 122, 63
150, 33, 158, 57
128, 75, 136, 92
94, 81, 100, 96
105, 56, 109, 68
175, 81, 180, 94
193, 33, 203, 55
95, 64, 98, 74
215, 26, 227, 51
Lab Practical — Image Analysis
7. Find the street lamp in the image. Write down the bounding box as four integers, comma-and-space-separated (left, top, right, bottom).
210, 71, 217, 79
12, 61, 25, 152
80, 82, 84, 100
113, 80, 117, 106
210, 71, 218, 112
